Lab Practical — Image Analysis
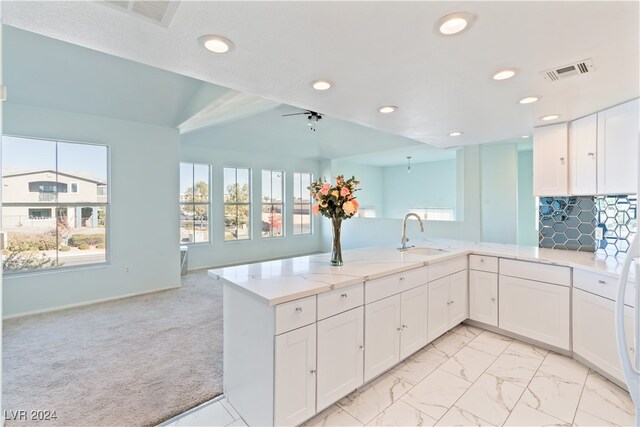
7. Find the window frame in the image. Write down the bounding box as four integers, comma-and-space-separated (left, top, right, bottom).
293, 172, 313, 236
2, 134, 111, 275
261, 169, 285, 238
223, 166, 252, 242
179, 162, 212, 245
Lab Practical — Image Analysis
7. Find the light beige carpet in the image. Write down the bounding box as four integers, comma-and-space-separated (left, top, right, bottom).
3, 269, 223, 427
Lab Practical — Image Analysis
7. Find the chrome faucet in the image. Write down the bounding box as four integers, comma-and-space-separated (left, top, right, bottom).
400, 213, 424, 250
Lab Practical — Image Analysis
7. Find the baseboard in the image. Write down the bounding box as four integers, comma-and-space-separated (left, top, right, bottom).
2, 284, 181, 320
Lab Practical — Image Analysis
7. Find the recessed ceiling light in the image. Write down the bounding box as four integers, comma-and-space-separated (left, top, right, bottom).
199, 35, 234, 54
541, 114, 560, 121
519, 96, 539, 104
521, 135, 530, 139
449, 131, 463, 137
378, 105, 398, 114
492, 69, 517, 81
312, 80, 332, 91
436, 12, 475, 35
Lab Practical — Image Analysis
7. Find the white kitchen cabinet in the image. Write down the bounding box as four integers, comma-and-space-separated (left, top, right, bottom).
570, 113, 598, 195
573, 289, 635, 384
317, 307, 364, 411
597, 99, 640, 195
427, 269, 469, 342
533, 122, 569, 196
399, 285, 429, 359
469, 270, 498, 326
274, 324, 317, 426
499, 275, 570, 350
364, 294, 401, 381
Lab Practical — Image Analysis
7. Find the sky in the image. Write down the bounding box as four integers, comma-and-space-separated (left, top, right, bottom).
2, 136, 108, 182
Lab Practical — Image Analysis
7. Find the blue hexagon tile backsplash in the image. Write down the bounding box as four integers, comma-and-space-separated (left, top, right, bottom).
539, 195, 637, 255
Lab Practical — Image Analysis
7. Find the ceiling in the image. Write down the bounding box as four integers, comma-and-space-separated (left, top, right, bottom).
2, 1, 638, 148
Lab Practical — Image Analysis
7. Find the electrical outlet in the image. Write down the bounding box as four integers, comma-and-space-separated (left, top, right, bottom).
595, 227, 604, 241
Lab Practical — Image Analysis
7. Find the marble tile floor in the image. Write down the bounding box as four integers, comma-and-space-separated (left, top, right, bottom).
161, 324, 636, 427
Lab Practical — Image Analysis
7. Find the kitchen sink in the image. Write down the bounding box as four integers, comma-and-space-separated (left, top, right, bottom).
399, 247, 448, 256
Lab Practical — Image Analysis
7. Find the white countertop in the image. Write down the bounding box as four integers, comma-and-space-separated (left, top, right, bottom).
208, 238, 637, 305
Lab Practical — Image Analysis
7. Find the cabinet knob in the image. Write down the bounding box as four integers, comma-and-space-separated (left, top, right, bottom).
399, 277, 405, 282
450, 300, 455, 304
402, 324, 408, 329
446, 301, 451, 306
360, 345, 365, 350
480, 259, 485, 263
491, 297, 496, 302
560, 157, 565, 162
310, 369, 317, 375
341, 293, 348, 298
397, 327, 402, 331
630, 348, 635, 353
588, 152, 595, 156
295, 307, 303, 313
598, 280, 606, 285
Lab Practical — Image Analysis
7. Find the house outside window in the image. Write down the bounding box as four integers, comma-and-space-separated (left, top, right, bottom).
2, 136, 109, 273
179, 163, 210, 244
224, 167, 251, 241
293, 172, 313, 235
262, 170, 284, 237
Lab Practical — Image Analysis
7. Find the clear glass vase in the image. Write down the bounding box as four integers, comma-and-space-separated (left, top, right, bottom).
330, 217, 343, 266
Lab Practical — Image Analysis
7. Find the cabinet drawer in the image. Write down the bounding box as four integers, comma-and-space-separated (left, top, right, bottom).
317, 283, 364, 320
365, 267, 427, 304
469, 255, 498, 273
499, 259, 570, 287
573, 269, 636, 307
428, 257, 468, 282
275, 295, 317, 335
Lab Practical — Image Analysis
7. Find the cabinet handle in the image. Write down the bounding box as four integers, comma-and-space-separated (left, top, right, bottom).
360, 345, 365, 350
588, 152, 595, 156
598, 280, 606, 285
295, 307, 303, 313
341, 293, 348, 298
310, 369, 317, 375
402, 324, 408, 329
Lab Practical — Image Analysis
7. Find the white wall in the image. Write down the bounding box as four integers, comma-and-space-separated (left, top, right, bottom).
180, 142, 324, 269
331, 160, 383, 216
3, 103, 181, 317
481, 143, 518, 244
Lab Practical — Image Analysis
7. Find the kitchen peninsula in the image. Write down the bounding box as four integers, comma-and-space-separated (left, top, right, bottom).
209, 240, 637, 426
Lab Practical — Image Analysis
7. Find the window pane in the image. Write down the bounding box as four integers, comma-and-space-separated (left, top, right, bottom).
262, 170, 272, 203
57, 205, 107, 266
180, 206, 195, 244
223, 167, 236, 202
301, 173, 312, 203
57, 142, 108, 204
293, 203, 311, 235
2, 137, 57, 204
224, 205, 238, 241
262, 204, 283, 237
180, 163, 193, 203
237, 204, 251, 239
193, 205, 209, 243
2, 206, 59, 272
237, 168, 250, 203
272, 171, 283, 203
193, 164, 209, 203
293, 173, 301, 203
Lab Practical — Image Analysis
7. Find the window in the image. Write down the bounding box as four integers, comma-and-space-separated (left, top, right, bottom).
224, 167, 251, 241
179, 163, 210, 244
409, 207, 456, 221
262, 170, 284, 237
293, 172, 312, 235
2, 136, 109, 273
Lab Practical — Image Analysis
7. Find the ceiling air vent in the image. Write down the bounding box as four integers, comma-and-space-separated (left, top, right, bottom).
103, 1, 180, 28
541, 59, 594, 82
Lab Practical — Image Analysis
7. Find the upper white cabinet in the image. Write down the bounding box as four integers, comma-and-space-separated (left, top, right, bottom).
533, 123, 569, 196
316, 307, 364, 412
570, 113, 598, 195
597, 99, 639, 195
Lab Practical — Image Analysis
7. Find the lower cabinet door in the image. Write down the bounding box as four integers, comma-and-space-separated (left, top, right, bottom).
400, 285, 428, 359
317, 307, 364, 412
469, 270, 498, 326
364, 294, 401, 382
499, 276, 570, 350
274, 324, 317, 426
428, 276, 450, 342
573, 289, 635, 383
448, 270, 469, 327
